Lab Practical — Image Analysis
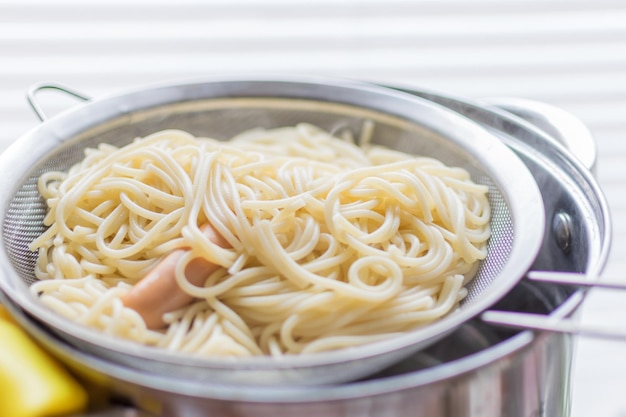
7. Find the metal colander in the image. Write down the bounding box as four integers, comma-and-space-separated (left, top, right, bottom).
0, 77, 544, 385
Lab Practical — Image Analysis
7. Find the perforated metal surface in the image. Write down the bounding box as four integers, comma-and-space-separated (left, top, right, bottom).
464, 181, 513, 303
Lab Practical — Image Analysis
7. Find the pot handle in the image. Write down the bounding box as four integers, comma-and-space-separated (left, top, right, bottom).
26, 82, 90, 122
482, 97, 597, 173
482, 271, 626, 340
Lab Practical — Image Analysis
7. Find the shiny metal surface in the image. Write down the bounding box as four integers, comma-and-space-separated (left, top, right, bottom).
481, 97, 597, 173
527, 271, 626, 290
0, 83, 610, 417
482, 271, 626, 340
0, 294, 569, 417
0, 77, 545, 386
26, 83, 91, 122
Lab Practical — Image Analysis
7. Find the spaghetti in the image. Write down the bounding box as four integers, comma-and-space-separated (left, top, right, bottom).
30, 123, 491, 356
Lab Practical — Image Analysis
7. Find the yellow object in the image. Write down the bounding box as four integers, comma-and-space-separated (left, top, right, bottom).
0, 305, 88, 417
0, 305, 16, 323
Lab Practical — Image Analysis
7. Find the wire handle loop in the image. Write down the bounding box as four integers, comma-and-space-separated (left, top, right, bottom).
26, 82, 90, 122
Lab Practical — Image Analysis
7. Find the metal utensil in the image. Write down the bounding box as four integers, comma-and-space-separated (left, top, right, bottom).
482, 271, 626, 340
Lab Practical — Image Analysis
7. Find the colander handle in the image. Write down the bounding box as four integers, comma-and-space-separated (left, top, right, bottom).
26, 82, 90, 122
482, 271, 626, 339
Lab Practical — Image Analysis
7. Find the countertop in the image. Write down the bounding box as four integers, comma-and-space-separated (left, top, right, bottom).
1, 1, 626, 415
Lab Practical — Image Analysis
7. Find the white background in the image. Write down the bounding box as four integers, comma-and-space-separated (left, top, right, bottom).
2, 1, 626, 415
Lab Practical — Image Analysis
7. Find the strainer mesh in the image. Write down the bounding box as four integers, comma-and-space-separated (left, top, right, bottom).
2, 98, 515, 312
4, 179, 47, 286
463, 179, 513, 304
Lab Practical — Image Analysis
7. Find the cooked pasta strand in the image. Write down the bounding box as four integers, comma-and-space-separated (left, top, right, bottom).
30, 124, 491, 357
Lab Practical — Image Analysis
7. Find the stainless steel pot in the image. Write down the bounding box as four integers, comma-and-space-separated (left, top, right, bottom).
0, 80, 610, 417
